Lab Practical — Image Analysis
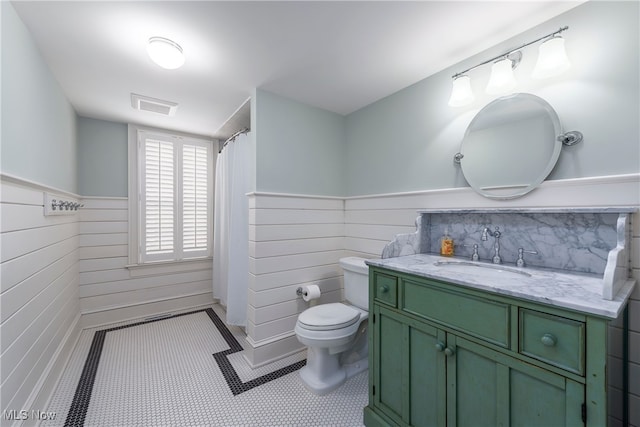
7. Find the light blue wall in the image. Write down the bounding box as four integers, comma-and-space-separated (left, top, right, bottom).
1, 2, 78, 193
5, 0, 634, 200
248, 89, 258, 193
345, 1, 639, 196
254, 89, 346, 196
77, 117, 128, 197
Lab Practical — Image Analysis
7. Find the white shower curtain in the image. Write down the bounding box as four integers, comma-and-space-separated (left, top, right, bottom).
213, 132, 250, 326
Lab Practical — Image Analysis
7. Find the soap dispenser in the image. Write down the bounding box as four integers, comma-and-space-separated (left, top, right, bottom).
440, 227, 454, 257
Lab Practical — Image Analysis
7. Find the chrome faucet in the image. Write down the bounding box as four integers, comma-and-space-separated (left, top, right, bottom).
461, 243, 480, 261
516, 248, 538, 268
481, 226, 502, 264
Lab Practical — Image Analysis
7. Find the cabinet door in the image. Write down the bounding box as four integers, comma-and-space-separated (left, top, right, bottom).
448, 335, 585, 427
373, 305, 405, 424
446, 334, 501, 427
408, 316, 447, 426
373, 306, 447, 427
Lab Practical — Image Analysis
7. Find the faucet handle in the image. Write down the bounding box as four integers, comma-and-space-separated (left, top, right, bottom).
461, 243, 480, 261
516, 248, 538, 268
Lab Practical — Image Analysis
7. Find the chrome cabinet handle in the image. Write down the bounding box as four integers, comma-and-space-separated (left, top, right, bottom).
444, 347, 455, 357
435, 342, 445, 352
378, 285, 389, 294
541, 333, 557, 347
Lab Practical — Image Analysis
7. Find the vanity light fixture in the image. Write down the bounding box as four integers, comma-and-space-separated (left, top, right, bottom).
147, 37, 185, 70
532, 36, 571, 79
485, 56, 519, 95
447, 75, 475, 107
448, 26, 570, 107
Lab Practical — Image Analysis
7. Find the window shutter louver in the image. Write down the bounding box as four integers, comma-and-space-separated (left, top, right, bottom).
143, 139, 175, 259
182, 144, 209, 254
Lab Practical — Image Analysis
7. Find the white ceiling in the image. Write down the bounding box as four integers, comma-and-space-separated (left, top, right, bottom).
12, 1, 583, 140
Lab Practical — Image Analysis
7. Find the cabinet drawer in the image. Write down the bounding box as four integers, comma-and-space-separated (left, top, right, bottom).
519, 309, 585, 375
402, 279, 510, 348
373, 273, 397, 307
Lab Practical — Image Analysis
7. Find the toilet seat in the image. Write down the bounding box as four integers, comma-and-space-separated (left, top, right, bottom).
297, 303, 360, 331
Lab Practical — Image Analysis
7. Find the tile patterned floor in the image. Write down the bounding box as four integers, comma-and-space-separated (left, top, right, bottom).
43, 305, 367, 427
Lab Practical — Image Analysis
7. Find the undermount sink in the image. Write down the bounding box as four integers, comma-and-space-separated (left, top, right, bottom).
433, 260, 532, 278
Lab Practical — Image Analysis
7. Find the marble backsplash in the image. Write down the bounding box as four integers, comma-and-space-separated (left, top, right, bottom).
382, 208, 635, 276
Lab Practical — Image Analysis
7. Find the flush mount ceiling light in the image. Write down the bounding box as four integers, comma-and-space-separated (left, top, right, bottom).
448, 26, 570, 107
147, 37, 185, 70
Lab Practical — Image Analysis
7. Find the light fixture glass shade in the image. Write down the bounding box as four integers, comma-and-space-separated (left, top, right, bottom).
147, 37, 185, 69
448, 75, 475, 107
486, 58, 517, 95
532, 36, 570, 79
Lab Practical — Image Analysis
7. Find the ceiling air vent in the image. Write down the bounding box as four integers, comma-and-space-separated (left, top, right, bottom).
131, 93, 178, 116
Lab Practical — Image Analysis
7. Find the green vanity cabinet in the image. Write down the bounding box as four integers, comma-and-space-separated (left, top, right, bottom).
372, 305, 446, 426
364, 266, 611, 427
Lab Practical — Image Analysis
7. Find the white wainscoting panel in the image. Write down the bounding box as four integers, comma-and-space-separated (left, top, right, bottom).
78, 197, 214, 327
345, 208, 422, 258
0, 178, 81, 418
246, 193, 345, 366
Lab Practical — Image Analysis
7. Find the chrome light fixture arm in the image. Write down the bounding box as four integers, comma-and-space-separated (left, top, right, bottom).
451, 26, 569, 80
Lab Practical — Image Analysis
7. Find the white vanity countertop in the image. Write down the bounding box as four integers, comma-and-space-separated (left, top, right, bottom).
366, 254, 636, 319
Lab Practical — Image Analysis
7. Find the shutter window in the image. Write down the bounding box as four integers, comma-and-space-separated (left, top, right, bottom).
143, 139, 175, 259
182, 144, 209, 253
139, 131, 211, 263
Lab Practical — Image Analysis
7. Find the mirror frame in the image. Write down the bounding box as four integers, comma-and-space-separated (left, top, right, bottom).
458, 93, 563, 200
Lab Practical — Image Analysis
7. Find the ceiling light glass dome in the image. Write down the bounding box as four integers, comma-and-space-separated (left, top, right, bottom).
147, 37, 185, 70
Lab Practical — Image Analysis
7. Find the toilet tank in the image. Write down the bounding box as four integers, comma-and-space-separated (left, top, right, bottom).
340, 257, 370, 310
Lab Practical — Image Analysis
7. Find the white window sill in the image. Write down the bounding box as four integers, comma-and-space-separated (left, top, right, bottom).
126, 257, 212, 277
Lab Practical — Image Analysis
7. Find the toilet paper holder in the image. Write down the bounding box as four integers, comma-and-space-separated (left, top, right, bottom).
297, 285, 322, 302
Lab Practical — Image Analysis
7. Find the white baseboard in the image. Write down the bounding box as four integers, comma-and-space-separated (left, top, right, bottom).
80, 293, 215, 329
242, 333, 305, 368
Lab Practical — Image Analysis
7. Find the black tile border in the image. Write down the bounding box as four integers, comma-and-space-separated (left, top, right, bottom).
204, 307, 307, 396
64, 307, 305, 426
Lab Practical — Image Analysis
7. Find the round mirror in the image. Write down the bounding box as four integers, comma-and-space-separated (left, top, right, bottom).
458, 93, 562, 199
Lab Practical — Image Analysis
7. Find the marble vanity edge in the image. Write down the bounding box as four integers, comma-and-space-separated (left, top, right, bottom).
416, 206, 638, 214
365, 255, 636, 319
603, 213, 632, 300
381, 215, 422, 259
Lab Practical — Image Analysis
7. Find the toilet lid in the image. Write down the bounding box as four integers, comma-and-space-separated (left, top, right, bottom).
298, 303, 360, 331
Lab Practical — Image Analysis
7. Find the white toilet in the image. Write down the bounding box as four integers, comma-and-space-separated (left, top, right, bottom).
294, 257, 369, 395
